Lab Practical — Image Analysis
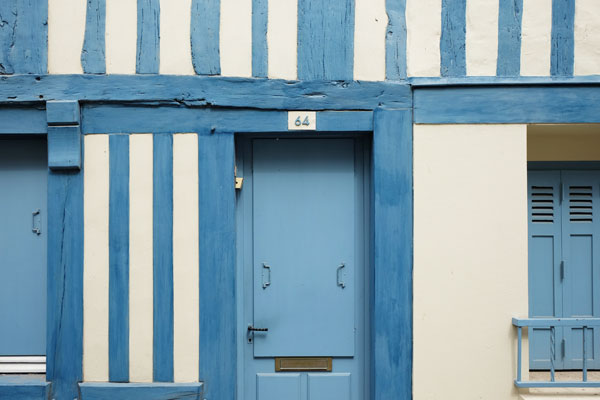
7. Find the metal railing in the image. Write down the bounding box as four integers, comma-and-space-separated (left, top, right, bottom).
513, 317, 600, 388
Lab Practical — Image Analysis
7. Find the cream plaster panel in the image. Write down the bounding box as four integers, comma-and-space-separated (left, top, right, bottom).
220, 0, 252, 77
406, 0, 441, 77
173, 134, 200, 382
521, 0, 552, 76
528, 124, 600, 161
106, 0, 137, 74
466, 0, 499, 76
267, 0, 298, 80
414, 124, 528, 400
353, 0, 387, 81
160, 0, 195, 75
574, 0, 600, 76
129, 134, 154, 383
83, 134, 110, 382
48, 0, 86, 74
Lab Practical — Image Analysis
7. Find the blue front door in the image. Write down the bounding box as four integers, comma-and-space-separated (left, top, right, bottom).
528, 170, 600, 370
239, 138, 368, 400
0, 139, 47, 356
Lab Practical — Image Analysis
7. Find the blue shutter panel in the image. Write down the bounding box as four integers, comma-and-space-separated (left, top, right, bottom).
528, 170, 564, 370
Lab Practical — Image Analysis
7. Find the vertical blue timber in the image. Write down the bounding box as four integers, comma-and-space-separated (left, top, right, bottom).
252, 0, 268, 78
153, 133, 174, 382
198, 131, 236, 400
109, 135, 130, 382
372, 109, 412, 400
81, 0, 106, 74
47, 169, 84, 400
297, 0, 355, 80
550, 0, 575, 76
137, 0, 160, 74
496, 0, 523, 76
440, 0, 466, 77
0, 0, 47, 74
385, 0, 407, 80
191, 0, 220, 75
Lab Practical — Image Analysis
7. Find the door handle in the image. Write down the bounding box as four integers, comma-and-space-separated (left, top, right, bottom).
337, 263, 346, 289
248, 324, 268, 332
32, 209, 41, 235
262, 263, 271, 289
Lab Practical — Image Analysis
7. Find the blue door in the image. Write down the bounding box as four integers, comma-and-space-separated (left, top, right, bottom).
239, 138, 368, 400
528, 170, 600, 370
0, 139, 47, 356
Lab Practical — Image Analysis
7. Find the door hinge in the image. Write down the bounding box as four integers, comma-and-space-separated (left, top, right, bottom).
560, 260, 565, 281
234, 166, 243, 190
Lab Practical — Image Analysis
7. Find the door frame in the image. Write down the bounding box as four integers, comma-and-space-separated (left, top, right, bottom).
235, 134, 372, 399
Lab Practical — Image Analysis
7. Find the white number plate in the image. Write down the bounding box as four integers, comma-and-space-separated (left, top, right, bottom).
288, 111, 317, 131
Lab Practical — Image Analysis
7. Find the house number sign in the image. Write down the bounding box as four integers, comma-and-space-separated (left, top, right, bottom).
288, 111, 317, 131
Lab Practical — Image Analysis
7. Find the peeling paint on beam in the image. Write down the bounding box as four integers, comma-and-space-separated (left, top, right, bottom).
0, 75, 412, 109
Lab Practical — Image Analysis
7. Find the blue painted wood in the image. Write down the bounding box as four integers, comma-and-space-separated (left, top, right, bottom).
0, 139, 47, 356
82, 107, 373, 134
153, 133, 174, 382
79, 382, 203, 400
372, 108, 412, 400
252, 139, 356, 357
515, 380, 600, 388
0, 107, 47, 134
386, 0, 407, 80
256, 374, 301, 400
81, 0, 106, 74
191, 0, 220, 75
252, 0, 268, 78
137, 0, 160, 74
308, 374, 351, 400
47, 100, 80, 126
560, 171, 600, 370
411, 76, 600, 86
46, 169, 84, 399
198, 131, 236, 400
0, 375, 50, 400
297, 0, 355, 80
496, 0, 523, 76
514, 318, 600, 327
0, 75, 412, 109
414, 86, 600, 124
528, 171, 564, 370
551, 0, 575, 76
47, 126, 82, 170
0, 0, 47, 74
109, 134, 130, 382
440, 0, 466, 77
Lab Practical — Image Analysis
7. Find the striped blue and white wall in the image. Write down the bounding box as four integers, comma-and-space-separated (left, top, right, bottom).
3, 0, 600, 80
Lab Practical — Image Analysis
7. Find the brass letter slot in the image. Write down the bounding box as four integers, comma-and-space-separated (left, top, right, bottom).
274, 357, 332, 372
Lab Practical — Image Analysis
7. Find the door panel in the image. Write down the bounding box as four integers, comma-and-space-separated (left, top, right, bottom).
252, 139, 356, 357
307, 373, 351, 400
257, 374, 302, 400
0, 139, 47, 356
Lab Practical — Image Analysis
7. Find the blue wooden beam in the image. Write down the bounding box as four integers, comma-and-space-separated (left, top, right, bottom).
47, 101, 82, 170
0, 0, 47, 75
79, 382, 203, 400
0, 107, 47, 134
372, 108, 413, 400
0, 376, 50, 400
137, 0, 160, 74
81, 0, 106, 74
551, 0, 575, 76
414, 85, 600, 124
496, 0, 523, 76
440, 0, 467, 77
252, 0, 268, 78
191, 0, 220, 75
386, 0, 407, 80
0, 75, 412, 109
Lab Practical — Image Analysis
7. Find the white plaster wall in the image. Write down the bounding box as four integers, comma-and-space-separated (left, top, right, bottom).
414, 124, 528, 400
267, 0, 298, 80
220, 0, 252, 77
406, 0, 441, 77
574, 0, 600, 76
465, 0, 499, 76
521, 0, 552, 76
106, 0, 137, 74
353, 0, 387, 81
160, 0, 195, 75
48, 0, 86, 74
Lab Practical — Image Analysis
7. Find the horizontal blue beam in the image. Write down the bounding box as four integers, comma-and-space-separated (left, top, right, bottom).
0, 107, 47, 134
515, 380, 600, 388
512, 317, 600, 327
410, 76, 600, 86
82, 107, 373, 134
79, 383, 203, 400
0, 376, 50, 400
414, 86, 600, 123
0, 75, 411, 110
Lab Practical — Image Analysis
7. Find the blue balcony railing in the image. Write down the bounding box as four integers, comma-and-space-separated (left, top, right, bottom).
513, 317, 600, 388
